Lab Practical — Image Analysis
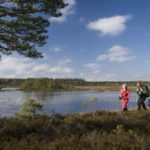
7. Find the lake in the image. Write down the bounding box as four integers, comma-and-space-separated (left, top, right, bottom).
0, 89, 148, 117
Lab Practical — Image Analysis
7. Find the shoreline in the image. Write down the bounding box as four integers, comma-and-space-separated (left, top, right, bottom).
12, 86, 136, 92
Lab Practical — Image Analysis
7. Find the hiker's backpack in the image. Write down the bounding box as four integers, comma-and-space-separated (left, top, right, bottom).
142, 85, 149, 97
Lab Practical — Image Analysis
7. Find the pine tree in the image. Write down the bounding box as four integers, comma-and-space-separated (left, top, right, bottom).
0, 0, 67, 58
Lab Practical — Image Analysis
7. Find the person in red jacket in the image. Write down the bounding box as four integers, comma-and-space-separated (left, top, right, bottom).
119, 83, 130, 111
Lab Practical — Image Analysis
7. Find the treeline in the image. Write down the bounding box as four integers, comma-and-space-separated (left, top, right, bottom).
20, 78, 65, 90
0, 78, 23, 87
0, 78, 86, 89
0, 78, 150, 90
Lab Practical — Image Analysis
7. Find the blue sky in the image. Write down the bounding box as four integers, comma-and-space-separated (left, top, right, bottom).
1, 0, 150, 81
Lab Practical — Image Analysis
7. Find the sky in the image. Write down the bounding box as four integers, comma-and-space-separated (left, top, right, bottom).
1, 0, 150, 81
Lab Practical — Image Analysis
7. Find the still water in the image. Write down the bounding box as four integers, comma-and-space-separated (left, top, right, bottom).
0, 89, 148, 117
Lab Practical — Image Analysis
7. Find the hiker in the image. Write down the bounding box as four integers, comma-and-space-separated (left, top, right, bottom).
136, 81, 149, 110
119, 83, 130, 111
147, 97, 150, 107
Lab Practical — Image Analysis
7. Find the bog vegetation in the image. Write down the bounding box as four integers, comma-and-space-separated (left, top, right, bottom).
0, 100, 149, 150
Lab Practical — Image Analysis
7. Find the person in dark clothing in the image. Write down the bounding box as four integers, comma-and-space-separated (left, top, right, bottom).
136, 81, 148, 110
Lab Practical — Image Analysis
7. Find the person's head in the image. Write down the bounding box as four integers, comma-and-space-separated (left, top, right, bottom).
137, 81, 142, 87
122, 83, 127, 90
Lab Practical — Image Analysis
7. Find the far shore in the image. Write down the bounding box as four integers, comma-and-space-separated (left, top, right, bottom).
0, 85, 137, 92
74, 85, 137, 92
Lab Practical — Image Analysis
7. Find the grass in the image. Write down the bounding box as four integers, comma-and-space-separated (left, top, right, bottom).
0, 109, 150, 149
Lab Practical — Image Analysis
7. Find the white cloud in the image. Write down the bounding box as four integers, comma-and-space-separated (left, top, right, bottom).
0, 56, 74, 78
81, 63, 150, 81
50, 0, 76, 23
84, 63, 99, 70
114, 69, 150, 81
50, 45, 62, 52
87, 15, 132, 36
96, 45, 135, 62
50, 66, 73, 74
53, 47, 62, 52
80, 69, 116, 81
130, 72, 150, 81
58, 58, 72, 65
82, 62, 116, 81
96, 54, 108, 62
84, 73, 116, 81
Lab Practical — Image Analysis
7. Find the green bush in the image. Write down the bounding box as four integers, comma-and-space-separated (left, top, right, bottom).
16, 99, 43, 118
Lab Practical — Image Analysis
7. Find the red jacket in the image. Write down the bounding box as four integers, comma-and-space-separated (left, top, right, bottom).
119, 88, 130, 101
